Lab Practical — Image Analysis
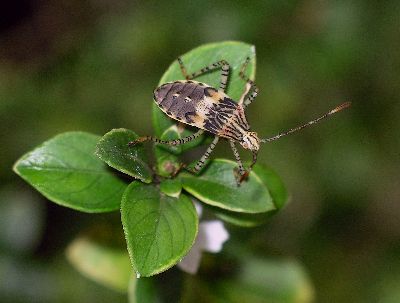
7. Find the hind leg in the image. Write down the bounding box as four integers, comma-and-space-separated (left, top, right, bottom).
177, 57, 230, 92
238, 57, 259, 109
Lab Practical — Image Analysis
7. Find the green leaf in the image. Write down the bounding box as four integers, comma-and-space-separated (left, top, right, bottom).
66, 235, 132, 292
159, 179, 182, 198
121, 182, 198, 277
95, 128, 153, 183
252, 164, 288, 210
152, 41, 256, 148
13, 132, 126, 212
213, 164, 288, 227
180, 159, 275, 214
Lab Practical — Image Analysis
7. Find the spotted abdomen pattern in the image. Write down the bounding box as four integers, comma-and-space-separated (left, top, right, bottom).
154, 80, 206, 124
153, 80, 250, 141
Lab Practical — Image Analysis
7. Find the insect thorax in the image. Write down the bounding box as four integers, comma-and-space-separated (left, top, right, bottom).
154, 80, 251, 142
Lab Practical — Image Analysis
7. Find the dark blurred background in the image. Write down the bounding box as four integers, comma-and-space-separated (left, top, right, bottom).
1, 1, 399, 302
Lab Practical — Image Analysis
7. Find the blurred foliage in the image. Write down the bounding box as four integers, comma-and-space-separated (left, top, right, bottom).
1, 0, 399, 302
65, 227, 132, 292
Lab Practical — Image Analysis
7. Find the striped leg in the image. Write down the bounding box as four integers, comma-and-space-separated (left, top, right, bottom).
238, 150, 258, 183
238, 57, 259, 109
229, 140, 245, 185
177, 57, 230, 92
238, 80, 253, 104
230, 142, 259, 185
128, 129, 204, 146
186, 136, 220, 173
250, 150, 258, 169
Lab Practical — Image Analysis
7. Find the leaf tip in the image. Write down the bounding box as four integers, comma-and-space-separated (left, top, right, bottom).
12, 159, 21, 175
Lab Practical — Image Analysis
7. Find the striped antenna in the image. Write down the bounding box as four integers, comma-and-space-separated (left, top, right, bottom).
261, 102, 351, 143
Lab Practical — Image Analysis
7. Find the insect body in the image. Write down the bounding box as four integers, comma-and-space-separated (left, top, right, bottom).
130, 57, 350, 184
154, 80, 260, 151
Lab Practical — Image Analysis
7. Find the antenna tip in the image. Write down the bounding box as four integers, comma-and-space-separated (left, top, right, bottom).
330, 101, 351, 114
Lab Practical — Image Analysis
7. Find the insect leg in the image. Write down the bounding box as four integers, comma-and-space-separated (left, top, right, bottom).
128, 129, 204, 146
177, 57, 230, 92
229, 140, 246, 185
186, 136, 220, 173
238, 57, 259, 109
177, 57, 190, 80
250, 150, 258, 170
237, 150, 259, 184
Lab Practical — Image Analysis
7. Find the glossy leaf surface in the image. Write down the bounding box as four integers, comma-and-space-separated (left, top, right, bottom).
14, 132, 126, 212
95, 128, 152, 183
180, 159, 275, 213
121, 182, 198, 277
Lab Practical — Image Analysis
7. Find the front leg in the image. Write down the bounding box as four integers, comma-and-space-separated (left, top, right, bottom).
230, 141, 259, 185
229, 140, 247, 186
238, 150, 258, 183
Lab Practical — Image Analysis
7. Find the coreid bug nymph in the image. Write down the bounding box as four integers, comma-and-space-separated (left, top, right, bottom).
129, 56, 350, 185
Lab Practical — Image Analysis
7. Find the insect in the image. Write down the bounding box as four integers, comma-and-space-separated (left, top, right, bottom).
129, 56, 350, 184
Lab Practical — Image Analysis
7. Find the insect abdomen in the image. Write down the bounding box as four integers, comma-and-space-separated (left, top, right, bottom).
153, 80, 249, 140
154, 81, 207, 123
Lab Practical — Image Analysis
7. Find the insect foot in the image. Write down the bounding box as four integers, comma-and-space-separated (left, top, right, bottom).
233, 167, 249, 187
239, 171, 250, 183
127, 141, 138, 146
170, 163, 187, 178
127, 140, 140, 146
127, 136, 149, 146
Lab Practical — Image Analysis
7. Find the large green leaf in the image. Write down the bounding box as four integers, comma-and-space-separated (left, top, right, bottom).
213, 164, 288, 227
121, 182, 198, 277
95, 128, 153, 183
13, 132, 126, 212
66, 234, 132, 292
152, 41, 256, 148
180, 159, 275, 214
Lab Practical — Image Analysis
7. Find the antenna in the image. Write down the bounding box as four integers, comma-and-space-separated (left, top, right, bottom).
261, 102, 351, 143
